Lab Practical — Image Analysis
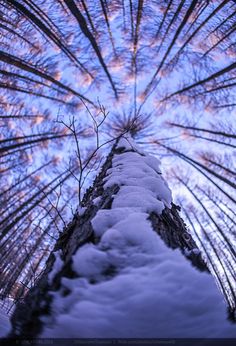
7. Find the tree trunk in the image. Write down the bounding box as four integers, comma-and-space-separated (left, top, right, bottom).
9, 135, 207, 337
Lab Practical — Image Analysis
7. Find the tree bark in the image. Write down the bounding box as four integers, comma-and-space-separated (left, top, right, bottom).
9, 136, 207, 337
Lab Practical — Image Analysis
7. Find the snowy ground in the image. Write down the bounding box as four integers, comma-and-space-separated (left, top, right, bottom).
0, 306, 11, 337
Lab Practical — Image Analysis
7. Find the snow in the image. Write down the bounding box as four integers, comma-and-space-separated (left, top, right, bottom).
0, 311, 11, 337
42, 233, 236, 338
117, 135, 145, 155
184, 248, 201, 256
77, 207, 86, 216
104, 147, 172, 208
48, 250, 63, 285
91, 208, 142, 237
0, 300, 13, 337
72, 244, 110, 277
41, 137, 236, 338
101, 213, 161, 253
92, 196, 101, 205
112, 187, 165, 214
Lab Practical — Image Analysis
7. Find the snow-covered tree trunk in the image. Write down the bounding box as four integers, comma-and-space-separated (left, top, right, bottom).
10, 136, 207, 337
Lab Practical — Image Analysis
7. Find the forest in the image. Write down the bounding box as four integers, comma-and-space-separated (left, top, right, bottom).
0, 0, 235, 343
